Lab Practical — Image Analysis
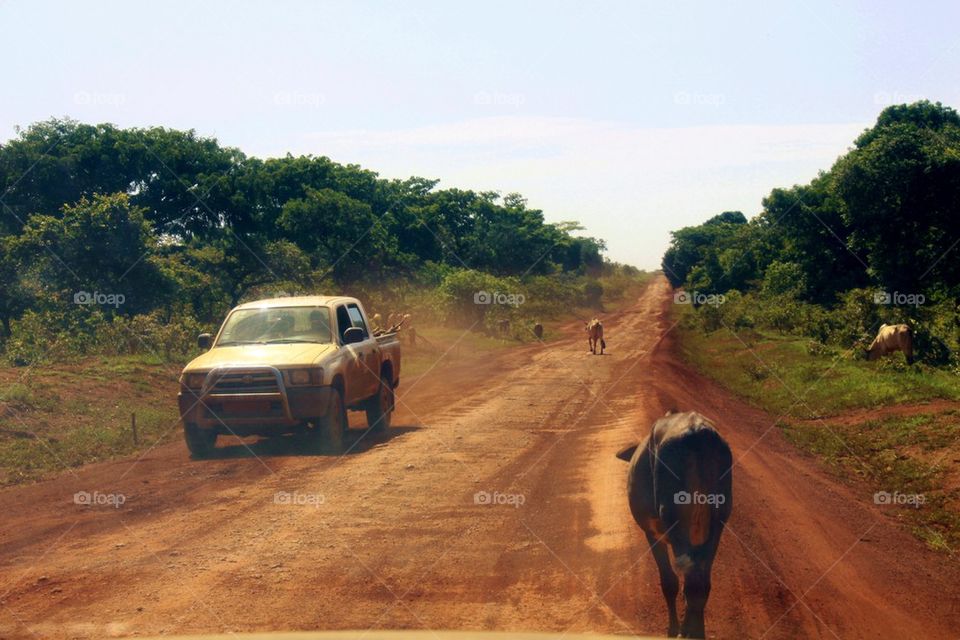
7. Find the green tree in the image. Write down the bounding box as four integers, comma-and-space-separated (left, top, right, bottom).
278, 187, 389, 282
834, 101, 960, 293
16, 193, 169, 314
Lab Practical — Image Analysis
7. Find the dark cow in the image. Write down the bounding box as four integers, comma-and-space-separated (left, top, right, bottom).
616, 410, 733, 638
498, 319, 510, 335
533, 322, 544, 340
867, 323, 913, 364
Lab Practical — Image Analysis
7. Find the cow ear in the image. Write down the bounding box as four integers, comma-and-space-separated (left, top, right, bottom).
616, 444, 639, 461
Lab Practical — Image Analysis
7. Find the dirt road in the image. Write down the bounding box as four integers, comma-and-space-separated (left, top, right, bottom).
1, 276, 958, 639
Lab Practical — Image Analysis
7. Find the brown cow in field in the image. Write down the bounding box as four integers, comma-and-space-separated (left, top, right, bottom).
616, 410, 733, 639
533, 322, 544, 340
585, 318, 604, 354
867, 323, 913, 364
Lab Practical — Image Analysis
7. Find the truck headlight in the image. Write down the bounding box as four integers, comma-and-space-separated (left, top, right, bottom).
181, 372, 207, 389
290, 369, 311, 385
287, 368, 322, 386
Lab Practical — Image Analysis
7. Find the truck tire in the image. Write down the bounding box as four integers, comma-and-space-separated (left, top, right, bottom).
184, 423, 217, 458
365, 377, 394, 432
318, 389, 346, 453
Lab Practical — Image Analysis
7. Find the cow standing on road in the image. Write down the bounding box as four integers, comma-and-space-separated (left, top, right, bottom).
533, 322, 544, 340
586, 318, 604, 354
616, 410, 733, 639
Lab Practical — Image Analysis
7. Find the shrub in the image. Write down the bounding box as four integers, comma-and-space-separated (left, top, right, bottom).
94, 312, 203, 360
3, 308, 107, 366
761, 261, 807, 298
583, 281, 604, 308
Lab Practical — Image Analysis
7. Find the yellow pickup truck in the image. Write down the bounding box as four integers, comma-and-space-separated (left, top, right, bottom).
177, 296, 400, 457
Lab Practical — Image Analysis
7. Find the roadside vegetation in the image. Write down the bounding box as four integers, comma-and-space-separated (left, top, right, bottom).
0, 118, 649, 484
0, 118, 643, 369
664, 101, 960, 551
782, 410, 960, 551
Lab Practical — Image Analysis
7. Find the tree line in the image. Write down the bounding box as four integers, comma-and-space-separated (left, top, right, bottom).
0, 118, 617, 359
662, 101, 960, 363
663, 101, 960, 301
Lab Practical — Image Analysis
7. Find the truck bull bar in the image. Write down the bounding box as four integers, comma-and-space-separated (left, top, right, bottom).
195, 365, 295, 427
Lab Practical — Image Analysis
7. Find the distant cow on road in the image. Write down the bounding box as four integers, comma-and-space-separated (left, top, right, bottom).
867, 323, 913, 364
533, 322, 544, 340
616, 410, 733, 639
586, 318, 604, 354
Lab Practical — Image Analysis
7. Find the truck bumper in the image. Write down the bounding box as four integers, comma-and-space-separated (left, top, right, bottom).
179, 366, 334, 434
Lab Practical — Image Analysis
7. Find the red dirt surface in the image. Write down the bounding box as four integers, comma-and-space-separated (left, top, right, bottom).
1, 276, 958, 639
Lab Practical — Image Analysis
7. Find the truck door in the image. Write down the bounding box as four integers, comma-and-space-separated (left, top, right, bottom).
335, 303, 377, 403
346, 303, 379, 399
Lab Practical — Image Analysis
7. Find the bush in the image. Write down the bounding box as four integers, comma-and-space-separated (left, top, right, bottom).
761, 261, 807, 298
3, 308, 107, 366
2, 307, 202, 366
94, 312, 203, 360
583, 281, 604, 308
436, 269, 523, 328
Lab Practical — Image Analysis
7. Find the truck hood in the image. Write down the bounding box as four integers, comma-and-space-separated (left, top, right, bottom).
183, 343, 337, 372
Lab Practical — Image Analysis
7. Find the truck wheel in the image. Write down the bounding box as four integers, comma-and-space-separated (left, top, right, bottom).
366, 378, 394, 432
184, 423, 217, 458
318, 389, 346, 453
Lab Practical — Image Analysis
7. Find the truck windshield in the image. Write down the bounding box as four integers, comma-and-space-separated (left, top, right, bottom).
216, 306, 332, 346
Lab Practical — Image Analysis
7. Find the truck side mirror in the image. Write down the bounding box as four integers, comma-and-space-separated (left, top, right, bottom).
197, 333, 213, 350
342, 327, 365, 345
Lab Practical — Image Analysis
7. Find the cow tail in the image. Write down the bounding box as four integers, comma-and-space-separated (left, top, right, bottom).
655, 428, 733, 573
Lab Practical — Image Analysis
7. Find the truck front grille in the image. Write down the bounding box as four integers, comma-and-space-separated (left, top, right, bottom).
208, 370, 280, 394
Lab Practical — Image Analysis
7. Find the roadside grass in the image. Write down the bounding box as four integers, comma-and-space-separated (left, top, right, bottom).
0, 357, 180, 485
780, 411, 960, 551
674, 304, 960, 552
675, 307, 960, 419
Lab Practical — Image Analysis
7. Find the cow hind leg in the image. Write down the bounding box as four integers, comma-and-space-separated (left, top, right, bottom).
646, 532, 680, 637
680, 562, 712, 639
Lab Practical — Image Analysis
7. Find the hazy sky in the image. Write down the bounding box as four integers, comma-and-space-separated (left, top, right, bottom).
2, 0, 958, 269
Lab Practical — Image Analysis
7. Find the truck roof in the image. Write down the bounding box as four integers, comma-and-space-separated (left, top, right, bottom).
233, 296, 357, 310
